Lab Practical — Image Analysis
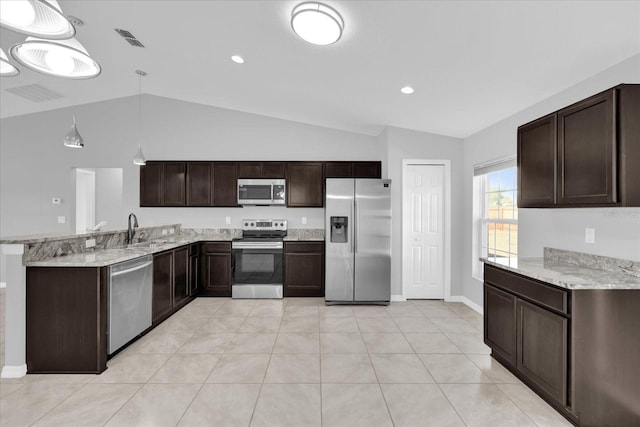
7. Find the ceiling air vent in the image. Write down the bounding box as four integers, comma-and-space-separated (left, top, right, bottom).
5, 84, 64, 102
115, 28, 145, 47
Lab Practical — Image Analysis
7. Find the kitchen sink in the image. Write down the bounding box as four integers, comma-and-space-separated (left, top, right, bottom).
125, 240, 167, 249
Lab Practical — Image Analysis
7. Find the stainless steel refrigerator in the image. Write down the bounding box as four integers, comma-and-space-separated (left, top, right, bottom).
325, 179, 391, 304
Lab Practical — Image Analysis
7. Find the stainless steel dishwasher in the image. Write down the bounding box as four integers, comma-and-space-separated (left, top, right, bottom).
108, 255, 153, 354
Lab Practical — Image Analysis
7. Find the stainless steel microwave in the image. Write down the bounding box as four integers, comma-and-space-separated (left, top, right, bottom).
237, 179, 286, 205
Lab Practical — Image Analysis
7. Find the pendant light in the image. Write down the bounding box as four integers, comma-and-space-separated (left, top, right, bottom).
0, 48, 20, 76
132, 70, 147, 166
10, 36, 101, 79
63, 115, 84, 148
291, 2, 344, 45
0, 0, 75, 40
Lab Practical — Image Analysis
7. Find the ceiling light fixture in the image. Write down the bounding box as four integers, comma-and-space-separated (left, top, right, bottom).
0, 0, 75, 40
291, 2, 344, 45
400, 86, 414, 94
63, 115, 84, 148
231, 55, 245, 64
0, 48, 20, 76
10, 36, 101, 79
133, 70, 148, 166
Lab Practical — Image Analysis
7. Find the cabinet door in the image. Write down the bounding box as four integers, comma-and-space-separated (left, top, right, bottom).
287, 162, 324, 207
213, 162, 238, 207
484, 284, 517, 366
140, 162, 163, 206
153, 251, 174, 323
173, 247, 189, 307
186, 162, 213, 206
202, 252, 232, 296
189, 255, 199, 296
237, 162, 262, 178
518, 114, 557, 207
325, 162, 353, 178
557, 90, 616, 205
517, 299, 568, 406
353, 162, 381, 178
262, 162, 286, 178
284, 242, 324, 297
163, 162, 186, 206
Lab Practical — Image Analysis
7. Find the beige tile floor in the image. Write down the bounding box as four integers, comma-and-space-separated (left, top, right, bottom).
0, 294, 572, 426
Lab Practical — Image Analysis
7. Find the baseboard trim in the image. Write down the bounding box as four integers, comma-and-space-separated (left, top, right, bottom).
390, 294, 406, 302
447, 295, 483, 315
1, 364, 27, 378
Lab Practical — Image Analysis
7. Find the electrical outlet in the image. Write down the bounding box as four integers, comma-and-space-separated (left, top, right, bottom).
302, 216, 307, 225
85, 238, 96, 248
162, 229, 168, 235
169, 228, 175, 234
225, 216, 231, 225
52, 197, 61, 205
585, 228, 595, 244
57, 216, 66, 224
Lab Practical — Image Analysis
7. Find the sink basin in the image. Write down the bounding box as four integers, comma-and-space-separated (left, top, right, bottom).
125, 240, 166, 249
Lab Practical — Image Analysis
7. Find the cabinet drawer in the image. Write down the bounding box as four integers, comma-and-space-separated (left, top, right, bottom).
285, 242, 324, 253
203, 242, 231, 253
484, 265, 568, 315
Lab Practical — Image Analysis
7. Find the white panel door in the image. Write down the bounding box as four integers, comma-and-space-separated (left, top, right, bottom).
403, 164, 444, 299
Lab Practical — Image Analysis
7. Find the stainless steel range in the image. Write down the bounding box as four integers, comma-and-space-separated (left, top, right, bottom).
232, 219, 287, 299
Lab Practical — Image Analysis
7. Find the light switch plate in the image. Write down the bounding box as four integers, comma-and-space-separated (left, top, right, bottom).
57, 216, 66, 224
225, 216, 231, 225
302, 216, 307, 225
585, 228, 595, 244
85, 238, 96, 248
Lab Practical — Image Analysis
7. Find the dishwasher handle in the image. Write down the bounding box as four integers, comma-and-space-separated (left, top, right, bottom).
111, 260, 153, 277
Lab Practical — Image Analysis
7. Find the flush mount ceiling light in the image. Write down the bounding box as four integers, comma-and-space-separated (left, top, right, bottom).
231, 55, 245, 64
0, 0, 75, 40
10, 36, 101, 79
400, 86, 414, 94
0, 48, 20, 76
133, 70, 147, 166
63, 115, 84, 148
291, 2, 344, 45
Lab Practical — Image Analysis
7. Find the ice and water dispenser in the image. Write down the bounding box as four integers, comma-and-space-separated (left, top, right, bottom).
330, 216, 348, 243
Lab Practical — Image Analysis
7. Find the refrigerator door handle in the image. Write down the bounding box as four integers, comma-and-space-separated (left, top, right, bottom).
354, 199, 358, 253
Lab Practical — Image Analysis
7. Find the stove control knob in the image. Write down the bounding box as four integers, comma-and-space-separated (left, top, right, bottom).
251, 222, 255, 227
244, 222, 248, 226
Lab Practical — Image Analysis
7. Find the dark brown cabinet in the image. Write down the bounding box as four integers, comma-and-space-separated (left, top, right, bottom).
153, 251, 174, 323
26, 267, 108, 373
516, 298, 567, 406
140, 162, 163, 206
286, 162, 324, 207
284, 241, 324, 297
173, 246, 189, 307
186, 162, 213, 206
140, 161, 185, 207
201, 242, 232, 297
188, 243, 200, 296
213, 162, 238, 207
483, 284, 517, 365
517, 114, 557, 207
237, 161, 285, 178
325, 161, 381, 178
517, 84, 640, 208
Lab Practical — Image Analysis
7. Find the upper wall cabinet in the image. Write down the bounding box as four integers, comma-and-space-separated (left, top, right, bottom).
186, 162, 213, 206
140, 161, 186, 207
517, 84, 640, 208
325, 161, 381, 178
212, 162, 239, 207
237, 162, 286, 179
286, 162, 324, 207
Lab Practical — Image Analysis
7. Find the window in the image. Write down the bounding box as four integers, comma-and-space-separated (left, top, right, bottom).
473, 158, 518, 279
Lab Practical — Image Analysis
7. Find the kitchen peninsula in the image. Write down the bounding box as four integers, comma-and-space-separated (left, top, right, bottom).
482, 248, 640, 426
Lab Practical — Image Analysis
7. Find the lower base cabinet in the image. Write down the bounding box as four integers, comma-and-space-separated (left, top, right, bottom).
153, 246, 195, 325
200, 242, 232, 297
284, 241, 324, 297
483, 263, 640, 427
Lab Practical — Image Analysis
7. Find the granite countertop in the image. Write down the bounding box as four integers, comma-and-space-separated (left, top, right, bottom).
482, 254, 640, 290
24, 228, 324, 267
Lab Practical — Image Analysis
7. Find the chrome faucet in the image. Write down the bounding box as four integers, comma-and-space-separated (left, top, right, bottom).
127, 213, 139, 244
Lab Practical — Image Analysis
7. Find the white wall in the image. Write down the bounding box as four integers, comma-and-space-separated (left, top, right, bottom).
380, 127, 464, 297
462, 54, 640, 307
92, 168, 124, 230
0, 95, 378, 237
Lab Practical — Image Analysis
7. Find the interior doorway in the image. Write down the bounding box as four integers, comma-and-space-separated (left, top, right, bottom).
402, 160, 451, 299
75, 168, 96, 233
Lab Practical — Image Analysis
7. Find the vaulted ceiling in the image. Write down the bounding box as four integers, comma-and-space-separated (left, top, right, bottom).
1, 0, 639, 138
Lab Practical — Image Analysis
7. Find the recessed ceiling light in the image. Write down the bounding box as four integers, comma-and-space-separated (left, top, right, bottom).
291, 2, 344, 46
400, 86, 414, 94
231, 55, 245, 64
